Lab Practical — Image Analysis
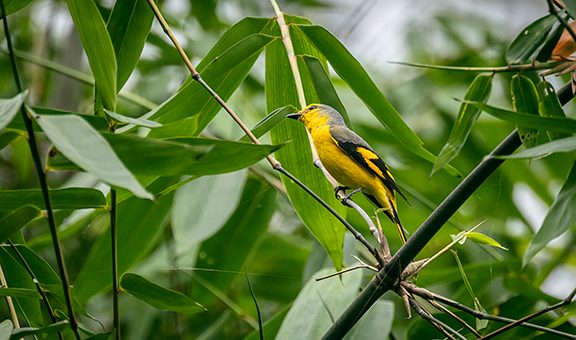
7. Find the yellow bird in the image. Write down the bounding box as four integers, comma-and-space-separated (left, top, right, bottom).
288, 104, 408, 243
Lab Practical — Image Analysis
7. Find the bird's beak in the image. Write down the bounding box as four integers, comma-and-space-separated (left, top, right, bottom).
286, 113, 302, 120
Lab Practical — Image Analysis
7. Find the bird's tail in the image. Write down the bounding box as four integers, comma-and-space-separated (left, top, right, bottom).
364, 193, 408, 244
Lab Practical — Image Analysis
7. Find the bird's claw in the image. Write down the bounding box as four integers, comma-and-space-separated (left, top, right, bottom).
334, 186, 349, 199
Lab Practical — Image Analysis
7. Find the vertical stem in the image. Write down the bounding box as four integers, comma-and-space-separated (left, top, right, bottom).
0, 264, 20, 329
110, 188, 120, 340
0, 2, 80, 338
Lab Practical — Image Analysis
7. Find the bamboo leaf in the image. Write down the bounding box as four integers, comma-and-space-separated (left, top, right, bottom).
32, 112, 152, 199
432, 74, 493, 175
2, 0, 34, 15
120, 273, 206, 314
506, 14, 557, 64
240, 105, 297, 142
301, 55, 349, 124
266, 35, 345, 269
276, 268, 362, 339
0, 287, 39, 299
495, 135, 576, 159
0, 188, 106, 210
0, 92, 26, 131
465, 232, 508, 250
524, 160, 576, 265
468, 101, 576, 132
537, 80, 570, 141
104, 109, 162, 128
10, 321, 69, 338
511, 74, 541, 147
65, 0, 117, 110
566, 0, 576, 19
0, 320, 12, 340
297, 24, 459, 176
48, 134, 281, 177
0, 205, 41, 242
107, 0, 154, 90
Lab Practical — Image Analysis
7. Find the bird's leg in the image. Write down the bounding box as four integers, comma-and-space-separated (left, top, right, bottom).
340, 187, 361, 204
333, 185, 350, 199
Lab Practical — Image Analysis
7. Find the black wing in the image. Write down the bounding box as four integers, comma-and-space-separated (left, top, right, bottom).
329, 125, 408, 202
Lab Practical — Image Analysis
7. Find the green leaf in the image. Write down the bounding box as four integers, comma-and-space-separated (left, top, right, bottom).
0, 287, 39, 299
301, 55, 349, 124
10, 320, 69, 338
0, 320, 13, 340
0, 188, 106, 210
65, 0, 117, 110
537, 80, 570, 141
0, 92, 26, 131
344, 301, 394, 340
120, 273, 206, 314
297, 24, 459, 176
511, 74, 541, 147
74, 182, 174, 302
192, 177, 275, 305
172, 171, 246, 255
524, 160, 576, 265
276, 268, 362, 339
244, 305, 290, 340
2, 0, 34, 15
148, 33, 275, 131
32, 112, 152, 199
495, 135, 576, 159
104, 109, 162, 128
240, 106, 297, 142
505, 14, 557, 64
0, 205, 41, 242
468, 101, 576, 132
465, 232, 508, 250
266, 36, 345, 269
107, 0, 154, 90
432, 74, 493, 175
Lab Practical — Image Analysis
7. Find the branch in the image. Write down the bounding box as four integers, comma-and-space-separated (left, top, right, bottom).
322, 82, 575, 338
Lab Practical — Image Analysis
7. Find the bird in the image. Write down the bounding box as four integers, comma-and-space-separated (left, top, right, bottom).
287, 103, 408, 243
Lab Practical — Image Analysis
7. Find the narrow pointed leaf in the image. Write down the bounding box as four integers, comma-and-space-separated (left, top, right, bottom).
495, 135, 576, 159
276, 268, 362, 339
120, 273, 206, 314
432, 74, 493, 175
240, 106, 296, 142
0, 188, 106, 210
2, 0, 34, 15
0, 288, 39, 299
301, 55, 349, 124
505, 14, 557, 64
266, 36, 345, 269
107, 0, 154, 90
524, 160, 576, 265
32, 113, 152, 199
10, 321, 69, 338
0, 205, 41, 242
511, 74, 541, 147
0, 92, 26, 131
65, 0, 117, 109
537, 80, 570, 140
48, 134, 281, 177
104, 109, 162, 128
297, 24, 459, 175
469, 102, 576, 132
465, 232, 508, 250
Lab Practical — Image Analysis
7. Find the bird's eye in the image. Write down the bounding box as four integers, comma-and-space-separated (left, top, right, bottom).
308, 105, 317, 110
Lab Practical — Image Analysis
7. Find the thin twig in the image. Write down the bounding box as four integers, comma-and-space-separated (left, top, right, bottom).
429, 299, 481, 338
481, 287, 576, 340
110, 189, 120, 340
408, 284, 576, 339
0, 2, 80, 338
0, 263, 20, 329
409, 297, 465, 340
390, 61, 560, 73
